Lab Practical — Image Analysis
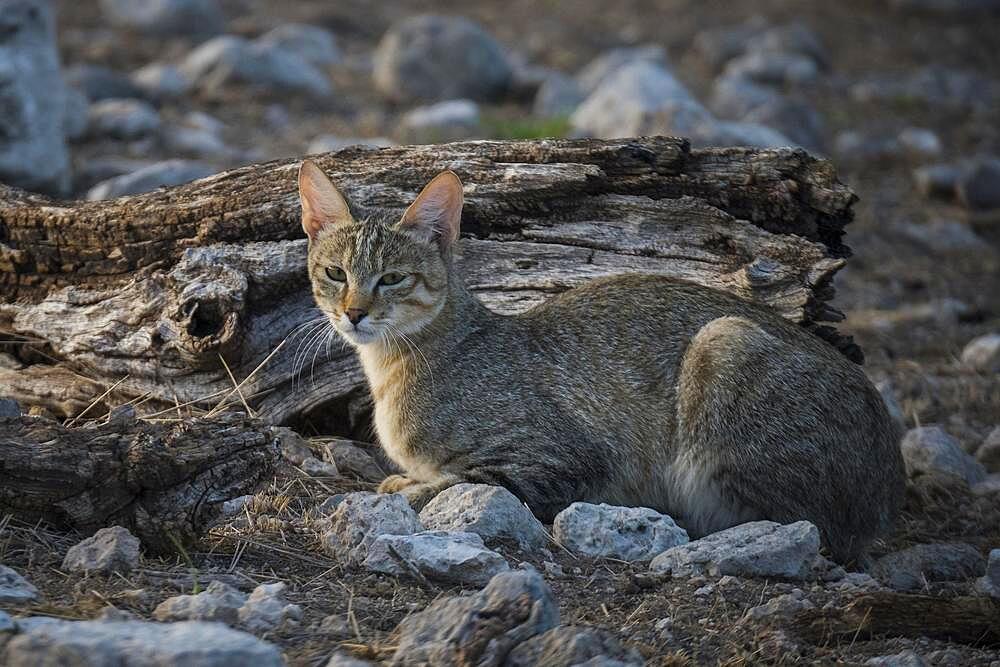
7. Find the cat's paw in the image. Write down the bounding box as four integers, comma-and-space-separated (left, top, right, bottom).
399, 482, 441, 512
378, 474, 417, 494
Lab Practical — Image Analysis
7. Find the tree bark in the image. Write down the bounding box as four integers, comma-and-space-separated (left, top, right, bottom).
0, 411, 280, 554
0, 137, 859, 427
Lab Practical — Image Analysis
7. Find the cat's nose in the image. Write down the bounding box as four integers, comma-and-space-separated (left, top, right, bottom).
345, 308, 368, 326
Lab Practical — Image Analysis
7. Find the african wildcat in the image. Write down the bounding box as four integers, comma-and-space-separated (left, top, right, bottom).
298, 159, 905, 563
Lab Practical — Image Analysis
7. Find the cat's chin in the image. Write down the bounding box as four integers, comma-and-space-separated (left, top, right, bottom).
336, 327, 380, 347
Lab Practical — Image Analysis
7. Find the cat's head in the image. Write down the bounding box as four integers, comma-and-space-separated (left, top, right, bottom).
298, 160, 463, 347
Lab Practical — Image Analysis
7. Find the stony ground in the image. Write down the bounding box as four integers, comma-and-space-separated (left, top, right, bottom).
3, 0, 1000, 665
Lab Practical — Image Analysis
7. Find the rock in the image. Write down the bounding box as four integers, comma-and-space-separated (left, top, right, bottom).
872, 543, 986, 591
0, 0, 71, 194
570, 60, 700, 138
419, 483, 548, 550
3, 619, 283, 666
131, 63, 193, 100
742, 96, 824, 151
153, 581, 248, 624
913, 163, 963, 200
977, 427, 1000, 472
553, 502, 688, 561
649, 521, 822, 580
505, 625, 643, 667
301, 456, 339, 478
0, 609, 13, 632
752, 22, 829, 69
161, 124, 231, 159
390, 568, 558, 666
711, 75, 782, 119
866, 650, 929, 666
975, 548, 999, 598
365, 531, 509, 587
256, 24, 341, 66
533, 72, 586, 117
575, 44, 668, 94
87, 99, 161, 140
307, 136, 394, 155
900, 426, 988, 486
327, 652, 374, 667
0, 398, 21, 417
87, 160, 215, 200
743, 590, 815, 621
850, 65, 999, 110
374, 14, 513, 103
239, 582, 302, 633
398, 99, 481, 143
99, 0, 224, 36
62, 86, 90, 141
319, 439, 387, 481
700, 120, 793, 149
0, 564, 38, 604
973, 474, 1000, 496
829, 572, 884, 592
876, 381, 907, 431
961, 333, 1000, 373
221, 495, 252, 517
895, 220, 993, 254
65, 64, 146, 102
693, 16, 770, 70
898, 127, 943, 158
320, 492, 422, 565
181, 35, 332, 98
273, 426, 311, 465
62, 526, 141, 575
723, 51, 820, 86
957, 158, 1000, 210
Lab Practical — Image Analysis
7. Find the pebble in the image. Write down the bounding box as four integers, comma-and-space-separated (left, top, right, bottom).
398, 99, 481, 143
898, 127, 943, 158
374, 14, 513, 103
0, 564, 39, 604
364, 530, 509, 587
419, 483, 548, 550
4, 618, 283, 665
392, 568, 558, 665
87, 99, 162, 140
650, 520, 822, 580
900, 425, 988, 486
975, 548, 999, 598
872, 542, 986, 591
153, 581, 247, 624
961, 333, 1000, 373
301, 456, 340, 478
238, 582, 303, 633
131, 63, 193, 100
256, 24, 341, 67
575, 44, 668, 94
98, 0, 224, 36
552, 502, 688, 561
505, 625, 644, 666
320, 492, 422, 565
977, 427, 1000, 472
86, 160, 215, 200
62, 526, 141, 576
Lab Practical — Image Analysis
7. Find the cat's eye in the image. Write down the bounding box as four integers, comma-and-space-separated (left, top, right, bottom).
325, 266, 347, 282
378, 272, 407, 287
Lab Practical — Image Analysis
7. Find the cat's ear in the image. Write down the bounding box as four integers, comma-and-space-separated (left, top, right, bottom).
397, 171, 463, 251
298, 159, 353, 240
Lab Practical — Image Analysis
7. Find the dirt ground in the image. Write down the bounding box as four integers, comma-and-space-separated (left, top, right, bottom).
3, 0, 1000, 664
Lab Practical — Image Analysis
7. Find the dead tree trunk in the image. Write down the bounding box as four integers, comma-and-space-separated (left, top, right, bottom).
0, 412, 280, 554
0, 137, 858, 428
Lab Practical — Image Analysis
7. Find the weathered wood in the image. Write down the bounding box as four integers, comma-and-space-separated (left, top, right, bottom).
0, 137, 859, 426
790, 592, 1000, 647
0, 412, 280, 554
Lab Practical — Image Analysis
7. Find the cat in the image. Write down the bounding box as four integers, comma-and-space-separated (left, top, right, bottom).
298, 159, 906, 563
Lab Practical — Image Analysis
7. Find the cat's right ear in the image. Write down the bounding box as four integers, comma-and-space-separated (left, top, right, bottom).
298, 160, 354, 240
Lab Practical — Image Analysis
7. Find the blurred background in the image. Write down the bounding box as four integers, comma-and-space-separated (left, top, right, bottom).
2, 0, 998, 449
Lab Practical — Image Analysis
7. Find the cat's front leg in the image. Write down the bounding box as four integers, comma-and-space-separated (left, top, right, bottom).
381, 473, 462, 511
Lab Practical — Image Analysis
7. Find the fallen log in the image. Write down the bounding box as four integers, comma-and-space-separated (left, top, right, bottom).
0, 411, 280, 554
0, 136, 858, 427
790, 592, 1000, 647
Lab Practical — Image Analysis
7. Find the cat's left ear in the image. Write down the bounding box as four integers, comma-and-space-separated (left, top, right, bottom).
298, 159, 354, 240
397, 171, 463, 251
